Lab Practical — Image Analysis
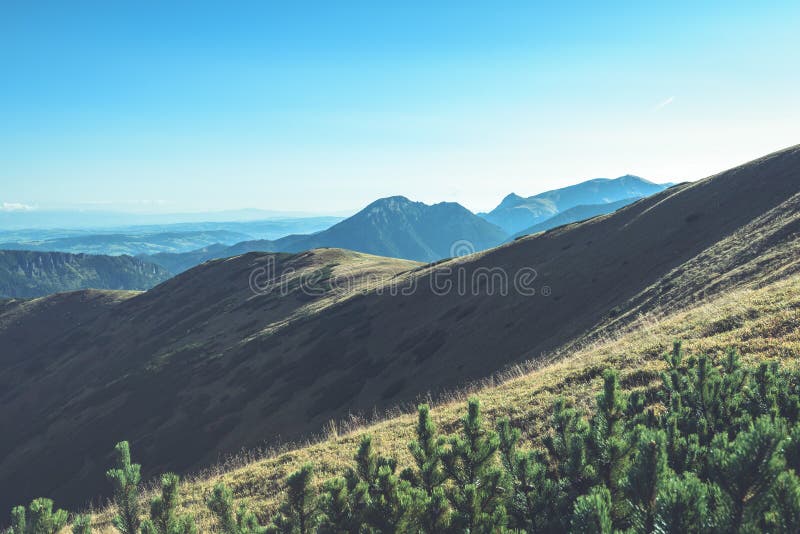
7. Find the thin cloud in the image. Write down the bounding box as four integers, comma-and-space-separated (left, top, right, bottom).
653, 96, 675, 111
0, 202, 35, 212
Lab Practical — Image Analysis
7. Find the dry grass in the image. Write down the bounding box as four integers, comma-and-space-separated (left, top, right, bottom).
84, 273, 800, 532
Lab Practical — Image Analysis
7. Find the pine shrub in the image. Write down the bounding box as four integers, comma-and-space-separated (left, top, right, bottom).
141, 473, 197, 534
10, 342, 800, 533
106, 441, 142, 534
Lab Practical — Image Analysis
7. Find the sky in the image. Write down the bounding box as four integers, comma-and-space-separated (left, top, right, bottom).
2, 1, 799, 216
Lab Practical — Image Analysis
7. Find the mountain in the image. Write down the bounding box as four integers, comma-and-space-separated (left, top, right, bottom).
0, 250, 171, 298
482, 175, 668, 233
149, 196, 509, 272
0, 145, 799, 511
479, 194, 559, 234
269, 196, 508, 261
507, 197, 644, 240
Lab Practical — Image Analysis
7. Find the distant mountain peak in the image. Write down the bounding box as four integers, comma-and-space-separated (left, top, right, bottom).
364, 196, 417, 211
481, 175, 669, 233
373, 195, 412, 203
617, 174, 656, 184
499, 193, 525, 207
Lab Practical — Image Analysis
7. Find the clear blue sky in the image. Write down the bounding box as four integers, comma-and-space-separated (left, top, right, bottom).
2, 1, 799, 215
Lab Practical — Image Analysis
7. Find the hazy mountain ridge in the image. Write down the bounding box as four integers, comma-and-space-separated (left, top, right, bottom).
508, 197, 644, 240
0, 230, 251, 256
0, 209, 345, 230
0, 217, 344, 257
0, 145, 798, 511
22, 180, 670, 275
482, 175, 668, 233
0, 250, 171, 298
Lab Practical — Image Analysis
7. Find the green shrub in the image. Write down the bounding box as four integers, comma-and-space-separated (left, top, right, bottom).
8, 498, 67, 534
141, 473, 197, 534
105, 441, 142, 534
10, 343, 800, 533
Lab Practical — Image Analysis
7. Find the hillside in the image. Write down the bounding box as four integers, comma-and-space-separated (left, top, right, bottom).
508, 197, 642, 240
0, 250, 171, 298
482, 175, 667, 233
0, 145, 799, 513
133, 268, 800, 531
149, 196, 508, 272
0, 249, 420, 510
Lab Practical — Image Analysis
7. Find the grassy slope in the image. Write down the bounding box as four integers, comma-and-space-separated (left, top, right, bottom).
84, 271, 800, 531
0, 249, 421, 514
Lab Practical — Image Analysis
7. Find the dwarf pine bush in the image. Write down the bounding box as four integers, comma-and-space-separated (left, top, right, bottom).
206, 482, 267, 534
106, 441, 142, 534
9, 342, 800, 533
8, 498, 67, 534
71, 515, 92, 534
216, 343, 800, 533
141, 473, 197, 534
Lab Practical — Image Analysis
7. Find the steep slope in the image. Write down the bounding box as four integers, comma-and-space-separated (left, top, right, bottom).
0, 249, 419, 510
131, 272, 800, 529
149, 197, 508, 272
0, 145, 799, 512
0, 250, 171, 298
508, 197, 642, 240
482, 175, 667, 233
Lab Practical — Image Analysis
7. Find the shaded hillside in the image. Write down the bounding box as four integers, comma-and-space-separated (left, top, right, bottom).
0, 145, 799, 512
508, 197, 642, 240
149, 196, 508, 272
0, 249, 419, 510
97, 271, 800, 530
0, 250, 171, 298
482, 175, 667, 233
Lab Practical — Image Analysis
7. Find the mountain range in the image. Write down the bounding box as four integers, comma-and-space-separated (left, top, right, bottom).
148, 196, 508, 272
0, 217, 344, 256
0, 177, 667, 287
146, 178, 667, 274
0, 230, 252, 256
0, 250, 171, 298
479, 175, 668, 233
1, 144, 798, 511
